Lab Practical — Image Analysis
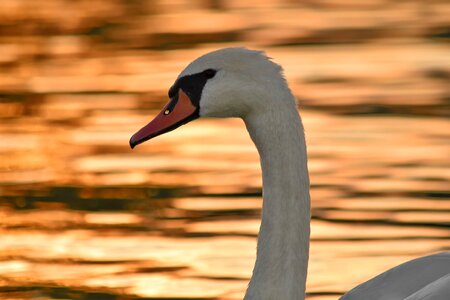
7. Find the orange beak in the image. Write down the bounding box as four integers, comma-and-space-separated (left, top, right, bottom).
130, 89, 198, 148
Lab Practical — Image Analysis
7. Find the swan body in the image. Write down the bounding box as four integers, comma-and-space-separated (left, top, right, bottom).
130, 48, 450, 299
342, 252, 450, 300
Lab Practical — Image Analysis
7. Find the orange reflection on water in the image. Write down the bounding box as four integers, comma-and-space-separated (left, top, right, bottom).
1, 0, 449, 299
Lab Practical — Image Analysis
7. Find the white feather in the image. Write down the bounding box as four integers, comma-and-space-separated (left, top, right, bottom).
177, 48, 450, 300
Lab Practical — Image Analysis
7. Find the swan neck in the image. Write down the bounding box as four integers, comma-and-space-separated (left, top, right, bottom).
243, 105, 311, 299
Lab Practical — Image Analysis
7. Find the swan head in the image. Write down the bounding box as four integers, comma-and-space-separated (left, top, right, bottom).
130, 47, 291, 148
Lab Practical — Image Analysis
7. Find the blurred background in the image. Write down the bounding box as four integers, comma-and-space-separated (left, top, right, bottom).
0, 0, 449, 299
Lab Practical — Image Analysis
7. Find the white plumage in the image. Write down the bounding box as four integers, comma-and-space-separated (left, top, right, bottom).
135, 48, 450, 299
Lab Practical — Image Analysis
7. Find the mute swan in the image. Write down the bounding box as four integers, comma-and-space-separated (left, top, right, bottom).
130, 48, 450, 300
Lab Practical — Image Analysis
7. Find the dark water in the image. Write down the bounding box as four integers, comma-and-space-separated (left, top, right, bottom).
0, 0, 449, 299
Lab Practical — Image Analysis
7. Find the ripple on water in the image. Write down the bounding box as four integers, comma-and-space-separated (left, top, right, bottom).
1, 0, 450, 298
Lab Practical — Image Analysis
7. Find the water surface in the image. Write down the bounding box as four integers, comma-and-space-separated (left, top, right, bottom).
0, 0, 449, 299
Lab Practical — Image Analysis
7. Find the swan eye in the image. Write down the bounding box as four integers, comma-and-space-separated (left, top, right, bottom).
203, 69, 216, 79
164, 109, 170, 115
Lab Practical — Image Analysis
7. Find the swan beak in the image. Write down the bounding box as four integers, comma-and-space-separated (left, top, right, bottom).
130, 89, 198, 148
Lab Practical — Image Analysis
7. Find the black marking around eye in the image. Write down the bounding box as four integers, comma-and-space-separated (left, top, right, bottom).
168, 85, 178, 99
203, 69, 216, 79
167, 69, 217, 108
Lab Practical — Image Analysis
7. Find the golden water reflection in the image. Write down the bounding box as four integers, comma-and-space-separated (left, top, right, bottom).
1, 0, 449, 299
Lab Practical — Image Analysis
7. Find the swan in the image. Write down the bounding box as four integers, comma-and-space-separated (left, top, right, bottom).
129, 48, 450, 299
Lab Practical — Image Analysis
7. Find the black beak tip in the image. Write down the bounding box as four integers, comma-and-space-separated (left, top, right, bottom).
129, 138, 136, 149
